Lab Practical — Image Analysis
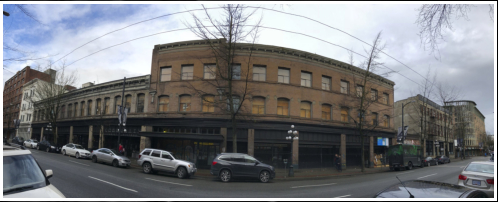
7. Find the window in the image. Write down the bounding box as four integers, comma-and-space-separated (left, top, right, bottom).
181, 65, 194, 80
137, 94, 145, 113
356, 85, 363, 97
232, 64, 241, 80
87, 100, 93, 116
253, 65, 266, 81
383, 115, 390, 127
60, 105, 65, 119
160, 67, 172, 81
203, 64, 216, 79
125, 95, 132, 109
158, 96, 169, 112
179, 95, 191, 112
277, 98, 289, 116
371, 89, 378, 101
80, 101, 85, 116
382, 93, 389, 105
96, 99, 102, 115
278, 68, 290, 84
340, 80, 349, 94
371, 112, 378, 125
322, 104, 331, 120
300, 101, 311, 118
322, 76, 331, 90
226, 96, 240, 111
114, 96, 121, 114
74, 103, 78, 117
341, 107, 349, 122
252, 97, 265, 114
68, 104, 73, 118
104, 98, 110, 115
202, 95, 215, 112
301, 72, 312, 87
151, 151, 161, 157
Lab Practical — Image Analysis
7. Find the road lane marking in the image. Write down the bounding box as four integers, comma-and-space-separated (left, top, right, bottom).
396, 171, 414, 175
417, 173, 437, 179
335, 195, 351, 198
88, 176, 138, 192
145, 178, 192, 187
290, 183, 336, 188
69, 160, 90, 167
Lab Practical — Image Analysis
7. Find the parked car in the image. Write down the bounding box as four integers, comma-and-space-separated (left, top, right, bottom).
137, 148, 196, 179
210, 153, 276, 183
374, 180, 488, 198
91, 148, 131, 168
61, 143, 91, 159
457, 161, 494, 198
11, 136, 25, 145
37, 140, 61, 153
435, 155, 450, 164
423, 157, 438, 167
3, 144, 65, 198
23, 139, 38, 149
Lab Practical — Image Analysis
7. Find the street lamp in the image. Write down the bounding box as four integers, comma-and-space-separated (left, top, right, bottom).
286, 125, 299, 177
399, 100, 416, 143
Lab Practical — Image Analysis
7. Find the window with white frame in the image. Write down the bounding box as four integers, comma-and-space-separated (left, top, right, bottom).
340, 80, 349, 94
278, 68, 290, 84
253, 65, 266, 81
181, 65, 194, 80
322, 76, 331, 90
232, 65, 241, 80
301, 72, 312, 87
160, 67, 172, 81
203, 64, 216, 79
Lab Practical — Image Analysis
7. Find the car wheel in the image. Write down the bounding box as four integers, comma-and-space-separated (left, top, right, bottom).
407, 162, 413, 170
92, 156, 98, 163
177, 167, 187, 179
143, 162, 152, 174
260, 170, 270, 183
220, 169, 231, 182
112, 160, 119, 167
63, 150, 66, 156
76, 153, 80, 159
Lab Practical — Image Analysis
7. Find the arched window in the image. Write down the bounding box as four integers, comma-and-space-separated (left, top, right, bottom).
137, 94, 145, 113
321, 104, 331, 120
74, 103, 78, 117
96, 99, 102, 115
60, 105, 65, 119
202, 95, 215, 112
179, 95, 191, 112
80, 101, 85, 117
125, 95, 132, 109
277, 98, 289, 116
87, 100, 93, 116
300, 101, 311, 118
104, 98, 110, 114
341, 107, 349, 122
158, 96, 169, 112
252, 97, 265, 114
67, 104, 73, 118
383, 115, 390, 127
115, 96, 121, 114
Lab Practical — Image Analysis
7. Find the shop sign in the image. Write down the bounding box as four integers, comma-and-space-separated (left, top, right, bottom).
377, 137, 389, 146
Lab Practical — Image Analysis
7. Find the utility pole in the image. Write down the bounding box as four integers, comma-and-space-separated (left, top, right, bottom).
117, 77, 126, 149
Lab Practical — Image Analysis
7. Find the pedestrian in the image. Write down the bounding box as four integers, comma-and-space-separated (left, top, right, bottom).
335, 154, 342, 172
119, 143, 124, 155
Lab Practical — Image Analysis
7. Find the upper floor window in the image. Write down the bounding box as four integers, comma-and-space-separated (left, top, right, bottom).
322, 76, 331, 91
158, 96, 169, 112
278, 68, 290, 84
382, 93, 389, 105
96, 99, 102, 115
74, 103, 79, 117
68, 104, 73, 118
104, 98, 110, 115
114, 96, 121, 114
300, 101, 311, 118
252, 97, 265, 114
181, 65, 194, 80
179, 95, 191, 112
80, 101, 86, 116
277, 98, 289, 116
253, 65, 266, 81
341, 107, 349, 122
60, 105, 66, 119
226, 96, 240, 111
202, 95, 215, 112
356, 85, 364, 97
301, 72, 312, 87
383, 115, 390, 127
203, 64, 216, 79
124, 95, 132, 109
322, 104, 331, 120
340, 80, 349, 94
371, 89, 378, 101
137, 94, 145, 113
87, 100, 93, 116
160, 67, 172, 81
232, 64, 241, 80
371, 112, 378, 126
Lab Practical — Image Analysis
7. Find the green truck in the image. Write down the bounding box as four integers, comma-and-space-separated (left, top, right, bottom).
387, 144, 424, 171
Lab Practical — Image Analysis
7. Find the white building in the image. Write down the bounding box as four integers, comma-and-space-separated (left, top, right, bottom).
17, 78, 51, 140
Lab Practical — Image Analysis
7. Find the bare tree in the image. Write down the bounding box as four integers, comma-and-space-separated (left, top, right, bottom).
32, 60, 77, 146
416, 4, 494, 59
183, 5, 262, 153
339, 32, 394, 172
434, 81, 462, 157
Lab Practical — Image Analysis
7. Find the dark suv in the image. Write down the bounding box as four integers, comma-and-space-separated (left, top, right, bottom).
210, 153, 275, 183
11, 137, 25, 145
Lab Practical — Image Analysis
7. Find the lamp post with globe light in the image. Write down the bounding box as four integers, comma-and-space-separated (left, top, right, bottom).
286, 125, 299, 177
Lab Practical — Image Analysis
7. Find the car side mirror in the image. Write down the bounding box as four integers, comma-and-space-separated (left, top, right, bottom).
255, 161, 260, 165
45, 169, 53, 179
111, 153, 114, 156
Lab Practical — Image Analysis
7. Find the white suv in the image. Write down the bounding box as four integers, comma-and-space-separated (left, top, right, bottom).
3, 145, 65, 198
137, 148, 197, 179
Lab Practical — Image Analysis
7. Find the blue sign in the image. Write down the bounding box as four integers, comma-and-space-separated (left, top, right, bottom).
377, 137, 389, 146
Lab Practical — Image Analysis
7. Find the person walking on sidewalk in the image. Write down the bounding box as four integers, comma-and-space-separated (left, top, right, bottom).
335, 154, 342, 172
119, 143, 124, 155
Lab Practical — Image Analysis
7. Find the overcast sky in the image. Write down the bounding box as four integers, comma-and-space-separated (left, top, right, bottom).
2, 3, 496, 133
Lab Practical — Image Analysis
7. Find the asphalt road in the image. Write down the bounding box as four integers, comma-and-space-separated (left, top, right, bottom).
28, 147, 490, 198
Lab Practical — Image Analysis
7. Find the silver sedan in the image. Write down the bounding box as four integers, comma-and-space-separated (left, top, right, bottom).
457, 161, 494, 198
90, 148, 131, 168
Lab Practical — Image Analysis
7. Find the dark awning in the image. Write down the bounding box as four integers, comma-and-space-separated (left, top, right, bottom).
138, 132, 224, 142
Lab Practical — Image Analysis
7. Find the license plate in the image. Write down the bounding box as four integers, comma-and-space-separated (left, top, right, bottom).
472, 180, 481, 186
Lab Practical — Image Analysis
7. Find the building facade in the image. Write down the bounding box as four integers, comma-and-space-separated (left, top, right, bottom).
16, 78, 51, 140
445, 100, 485, 157
32, 40, 396, 170
394, 95, 455, 158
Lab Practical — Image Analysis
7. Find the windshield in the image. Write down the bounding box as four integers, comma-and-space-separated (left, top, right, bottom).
75, 145, 84, 149
32, 140, 38, 143
169, 153, 179, 159
465, 163, 494, 174
3, 155, 46, 194
109, 149, 124, 156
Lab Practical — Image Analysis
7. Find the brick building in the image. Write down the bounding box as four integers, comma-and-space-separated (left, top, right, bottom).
445, 100, 485, 157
